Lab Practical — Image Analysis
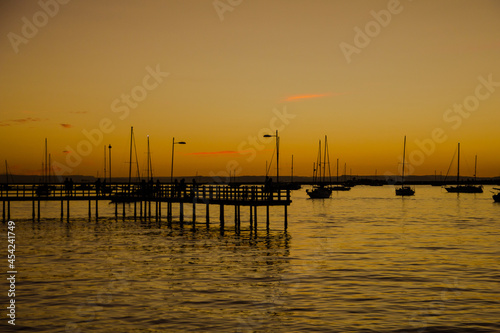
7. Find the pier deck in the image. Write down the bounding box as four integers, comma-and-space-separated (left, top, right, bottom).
1, 183, 292, 229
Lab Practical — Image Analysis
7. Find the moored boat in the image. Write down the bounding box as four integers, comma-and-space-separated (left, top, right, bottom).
306, 185, 333, 199
110, 127, 143, 202
396, 136, 415, 196
331, 158, 351, 191
396, 186, 415, 196
307, 136, 333, 199
445, 144, 483, 193
446, 185, 483, 193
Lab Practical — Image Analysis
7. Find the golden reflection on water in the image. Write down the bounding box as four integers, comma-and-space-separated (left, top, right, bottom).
12, 186, 500, 332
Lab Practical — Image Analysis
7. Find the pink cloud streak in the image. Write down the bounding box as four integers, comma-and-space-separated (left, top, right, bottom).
0, 117, 46, 126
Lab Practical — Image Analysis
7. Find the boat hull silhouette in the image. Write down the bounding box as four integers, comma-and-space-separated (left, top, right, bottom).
445, 185, 483, 193
395, 186, 415, 196
395, 136, 415, 196
306, 186, 332, 199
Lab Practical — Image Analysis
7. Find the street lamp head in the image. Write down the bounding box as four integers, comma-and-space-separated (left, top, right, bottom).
263, 134, 273, 138
178, 141, 186, 144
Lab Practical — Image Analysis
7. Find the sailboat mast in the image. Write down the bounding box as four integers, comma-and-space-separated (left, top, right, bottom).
147, 135, 151, 182
318, 140, 322, 183
325, 136, 332, 183
129, 127, 133, 184
5, 160, 8, 184
401, 136, 406, 185
48, 153, 51, 183
474, 154, 477, 182
323, 136, 327, 182
149, 139, 153, 180
457, 142, 460, 185
108, 145, 112, 183
44, 138, 48, 184
312, 162, 316, 182
104, 145, 106, 183
336, 158, 339, 183
276, 130, 279, 184
133, 130, 140, 181
146, 135, 150, 182
291, 155, 294, 183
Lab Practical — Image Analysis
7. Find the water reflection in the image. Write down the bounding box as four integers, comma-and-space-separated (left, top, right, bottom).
13, 186, 500, 332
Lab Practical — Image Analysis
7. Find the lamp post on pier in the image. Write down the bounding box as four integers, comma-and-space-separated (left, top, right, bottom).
263, 130, 280, 184
171, 137, 186, 183
108, 144, 112, 183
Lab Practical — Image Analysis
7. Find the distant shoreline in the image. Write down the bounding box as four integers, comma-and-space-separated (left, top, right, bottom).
2, 174, 499, 186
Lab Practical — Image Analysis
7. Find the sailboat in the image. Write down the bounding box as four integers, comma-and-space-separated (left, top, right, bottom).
101, 145, 113, 195
331, 158, 351, 191
306, 136, 333, 199
270, 156, 301, 191
111, 127, 142, 202
395, 136, 415, 196
36, 138, 54, 196
445, 143, 483, 193
285, 155, 302, 190
2, 160, 12, 190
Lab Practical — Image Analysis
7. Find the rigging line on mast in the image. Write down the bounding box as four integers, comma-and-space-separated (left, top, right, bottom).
132, 130, 141, 181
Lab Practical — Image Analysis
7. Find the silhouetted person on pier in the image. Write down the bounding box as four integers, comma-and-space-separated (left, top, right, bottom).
265, 177, 274, 200
64, 178, 70, 195
102, 179, 108, 196
174, 179, 179, 197
180, 178, 186, 197
265, 176, 273, 192
190, 179, 197, 198
148, 179, 154, 195
95, 178, 101, 196
140, 179, 147, 197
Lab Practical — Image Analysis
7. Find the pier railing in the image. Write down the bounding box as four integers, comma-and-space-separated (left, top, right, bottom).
0, 183, 291, 205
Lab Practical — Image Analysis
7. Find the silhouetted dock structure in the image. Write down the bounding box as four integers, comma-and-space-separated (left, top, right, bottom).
0, 183, 292, 230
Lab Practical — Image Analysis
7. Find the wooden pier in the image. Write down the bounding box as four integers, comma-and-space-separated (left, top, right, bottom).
0, 183, 292, 230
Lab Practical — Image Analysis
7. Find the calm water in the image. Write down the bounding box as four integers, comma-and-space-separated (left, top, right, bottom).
5, 185, 500, 332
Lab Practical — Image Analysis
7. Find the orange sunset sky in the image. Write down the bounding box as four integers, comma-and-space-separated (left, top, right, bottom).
1, 0, 499, 179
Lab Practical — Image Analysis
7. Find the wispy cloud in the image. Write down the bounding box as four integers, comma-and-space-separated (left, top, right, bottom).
283, 92, 350, 102
60, 123, 72, 128
0, 117, 46, 126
